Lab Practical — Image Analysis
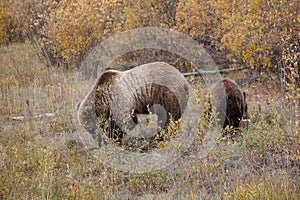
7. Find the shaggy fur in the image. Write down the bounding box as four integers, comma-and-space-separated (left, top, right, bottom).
210, 78, 248, 128
78, 62, 189, 141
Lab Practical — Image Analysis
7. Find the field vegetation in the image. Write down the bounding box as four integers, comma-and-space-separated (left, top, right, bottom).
0, 0, 299, 199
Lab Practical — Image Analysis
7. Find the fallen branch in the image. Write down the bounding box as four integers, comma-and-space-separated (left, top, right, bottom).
182, 65, 249, 77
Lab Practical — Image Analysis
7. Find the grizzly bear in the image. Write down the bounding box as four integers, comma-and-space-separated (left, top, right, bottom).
210, 78, 248, 129
77, 62, 190, 143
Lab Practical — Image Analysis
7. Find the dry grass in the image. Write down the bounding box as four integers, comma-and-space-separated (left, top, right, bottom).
0, 43, 299, 199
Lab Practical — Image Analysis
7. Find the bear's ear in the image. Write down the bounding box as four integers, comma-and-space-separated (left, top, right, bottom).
98, 70, 119, 85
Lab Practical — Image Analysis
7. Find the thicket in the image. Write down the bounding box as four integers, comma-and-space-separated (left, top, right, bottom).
0, 0, 298, 71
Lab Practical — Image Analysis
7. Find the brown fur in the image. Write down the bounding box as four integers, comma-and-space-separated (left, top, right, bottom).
78, 62, 189, 140
210, 78, 248, 128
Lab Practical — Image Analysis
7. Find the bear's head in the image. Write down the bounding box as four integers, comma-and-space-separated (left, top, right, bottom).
94, 70, 122, 119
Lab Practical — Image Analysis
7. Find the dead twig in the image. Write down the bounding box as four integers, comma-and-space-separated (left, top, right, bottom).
182, 65, 249, 77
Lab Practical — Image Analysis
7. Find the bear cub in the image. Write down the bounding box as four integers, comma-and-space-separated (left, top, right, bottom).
210, 78, 248, 129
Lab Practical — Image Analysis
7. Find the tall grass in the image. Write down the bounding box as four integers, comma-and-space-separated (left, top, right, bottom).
0, 43, 299, 199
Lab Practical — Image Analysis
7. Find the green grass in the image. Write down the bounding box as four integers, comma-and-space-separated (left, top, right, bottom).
0, 43, 299, 199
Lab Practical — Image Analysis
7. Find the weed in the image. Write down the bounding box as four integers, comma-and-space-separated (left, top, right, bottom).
0, 43, 299, 199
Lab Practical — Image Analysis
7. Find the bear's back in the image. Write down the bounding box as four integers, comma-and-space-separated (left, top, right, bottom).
125, 62, 185, 81
117, 62, 189, 101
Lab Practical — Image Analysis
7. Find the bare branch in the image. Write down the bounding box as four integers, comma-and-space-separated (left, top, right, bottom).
182, 65, 249, 77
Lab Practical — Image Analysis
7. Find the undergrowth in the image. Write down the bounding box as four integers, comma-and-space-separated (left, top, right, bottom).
0, 43, 299, 199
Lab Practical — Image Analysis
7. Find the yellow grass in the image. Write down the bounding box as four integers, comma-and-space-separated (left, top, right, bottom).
0, 43, 299, 199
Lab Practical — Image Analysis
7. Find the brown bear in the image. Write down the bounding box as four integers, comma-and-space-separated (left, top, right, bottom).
210, 78, 248, 129
77, 62, 190, 144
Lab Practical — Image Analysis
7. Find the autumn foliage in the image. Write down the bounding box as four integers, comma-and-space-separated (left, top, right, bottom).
0, 0, 299, 72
